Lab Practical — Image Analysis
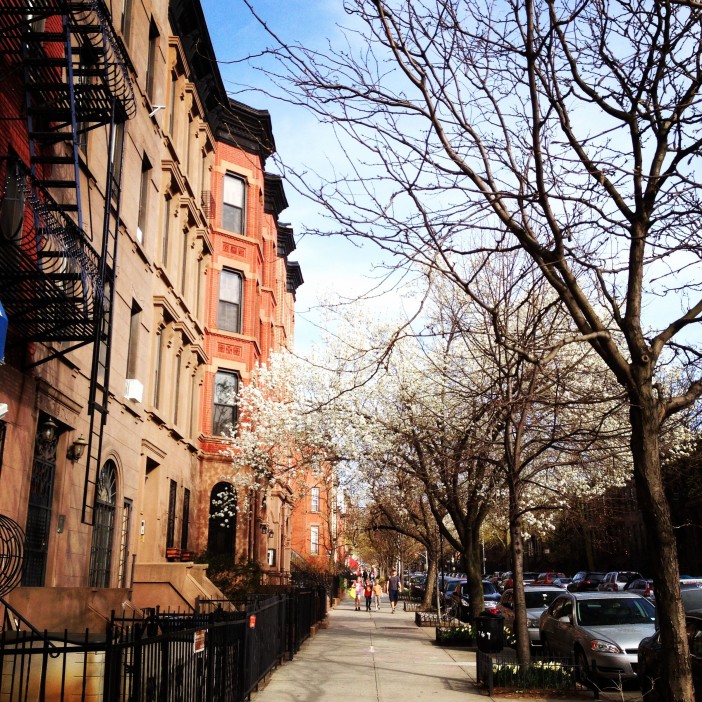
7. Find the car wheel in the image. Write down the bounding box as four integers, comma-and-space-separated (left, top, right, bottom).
575, 648, 591, 686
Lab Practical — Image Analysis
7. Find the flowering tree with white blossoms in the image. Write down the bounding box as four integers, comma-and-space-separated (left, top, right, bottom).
315, 276, 632, 633
440, 260, 631, 662
218, 351, 347, 547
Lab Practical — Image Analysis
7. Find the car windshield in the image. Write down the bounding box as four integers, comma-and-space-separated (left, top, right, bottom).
482, 582, 497, 594
576, 598, 656, 626
525, 591, 561, 609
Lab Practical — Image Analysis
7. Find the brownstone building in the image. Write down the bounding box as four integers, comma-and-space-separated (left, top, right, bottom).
0, 0, 302, 629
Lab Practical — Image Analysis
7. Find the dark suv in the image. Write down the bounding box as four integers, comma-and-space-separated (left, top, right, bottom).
567, 571, 606, 592
451, 580, 501, 621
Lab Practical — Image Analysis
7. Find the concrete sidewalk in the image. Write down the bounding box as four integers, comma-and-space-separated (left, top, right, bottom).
251, 596, 642, 702
251, 595, 485, 701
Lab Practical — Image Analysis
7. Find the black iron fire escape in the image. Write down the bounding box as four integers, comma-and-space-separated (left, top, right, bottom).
0, 0, 135, 525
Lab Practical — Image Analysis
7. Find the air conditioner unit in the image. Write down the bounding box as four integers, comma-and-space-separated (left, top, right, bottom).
136, 226, 143, 244
124, 378, 144, 403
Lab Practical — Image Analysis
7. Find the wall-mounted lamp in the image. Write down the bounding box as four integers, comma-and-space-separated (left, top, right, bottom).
261, 494, 267, 509
260, 523, 268, 534
40, 417, 58, 443
67, 435, 88, 462
268, 529, 274, 539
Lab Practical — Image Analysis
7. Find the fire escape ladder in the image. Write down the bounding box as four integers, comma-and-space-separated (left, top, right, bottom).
81, 99, 121, 526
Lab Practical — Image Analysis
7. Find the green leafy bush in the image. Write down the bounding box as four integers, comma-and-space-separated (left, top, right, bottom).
436, 625, 476, 644
196, 552, 263, 599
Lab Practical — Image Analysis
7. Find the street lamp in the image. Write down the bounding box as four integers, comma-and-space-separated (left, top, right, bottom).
67, 435, 88, 462
39, 417, 57, 443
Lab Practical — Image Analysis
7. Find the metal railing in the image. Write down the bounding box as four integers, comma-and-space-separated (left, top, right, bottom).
0, 587, 328, 702
476, 650, 579, 697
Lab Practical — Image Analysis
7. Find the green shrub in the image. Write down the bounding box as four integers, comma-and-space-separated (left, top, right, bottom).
196, 552, 263, 599
437, 624, 475, 643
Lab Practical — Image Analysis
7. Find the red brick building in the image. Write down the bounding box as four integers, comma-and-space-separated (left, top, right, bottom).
290, 471, 347, 571
196, 100, 303, 581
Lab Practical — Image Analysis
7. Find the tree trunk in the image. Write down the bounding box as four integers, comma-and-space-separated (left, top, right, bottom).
422, 556, 438, 610
460, 526, 485, 621
630, 385, 692, 702
509, 479, 530, 666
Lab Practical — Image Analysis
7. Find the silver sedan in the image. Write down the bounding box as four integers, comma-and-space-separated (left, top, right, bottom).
539, 592, 656, 684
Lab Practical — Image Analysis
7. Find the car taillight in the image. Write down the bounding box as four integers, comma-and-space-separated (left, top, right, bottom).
644, 584, 651, 596
613, 584, 618, 591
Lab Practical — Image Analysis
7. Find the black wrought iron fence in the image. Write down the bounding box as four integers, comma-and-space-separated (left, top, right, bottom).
476, 650, 578, 696
0, 587, 328, 702
290, 587, 326, 655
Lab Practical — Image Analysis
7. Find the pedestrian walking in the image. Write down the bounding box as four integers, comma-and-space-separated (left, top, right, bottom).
364, 579, 373, 611
387, 569, 402, 613
373, 579, 383, 611
354, 577, 363, 611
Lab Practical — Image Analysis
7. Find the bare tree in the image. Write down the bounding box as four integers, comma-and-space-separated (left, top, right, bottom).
242, 0, 702, 695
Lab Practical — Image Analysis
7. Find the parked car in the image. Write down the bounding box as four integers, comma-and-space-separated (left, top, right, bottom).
501, 571, 540, 590
598, 571, 643, 592
439, 577, 464, 607
681, 585, 702, 612
451, 580, 502, 621
496, 572, 513, 591
534, 572, 567, 585
409, 574, 427, 597
497, 586, 563, 647
623, 578, 655, 600
552, 577, 573, 589
567, 571, 606, 592
539, 591, 656, 684
638, 612, 702, 702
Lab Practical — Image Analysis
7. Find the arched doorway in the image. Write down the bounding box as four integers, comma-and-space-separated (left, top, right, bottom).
89, 460, 117, 587
208, 482, 237, 556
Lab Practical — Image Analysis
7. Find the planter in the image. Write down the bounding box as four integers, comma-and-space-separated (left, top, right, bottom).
180, 551, 193, 561
435, 626, 476, 646
415, 611, 461, 627
416, 611, 444, 627
166, 547, 181, 561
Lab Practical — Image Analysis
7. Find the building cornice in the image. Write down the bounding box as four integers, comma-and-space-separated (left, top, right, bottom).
168, 0, 228, 131
217, 99, 276, 161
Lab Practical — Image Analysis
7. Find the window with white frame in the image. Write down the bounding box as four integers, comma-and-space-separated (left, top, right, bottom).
222, 174, 245, 234
218, 269, 242, 333
310, 525, 319, 555
310, 487, 320, 513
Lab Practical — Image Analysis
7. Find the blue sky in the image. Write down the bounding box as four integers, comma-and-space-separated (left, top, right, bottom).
202, 0, 388, 352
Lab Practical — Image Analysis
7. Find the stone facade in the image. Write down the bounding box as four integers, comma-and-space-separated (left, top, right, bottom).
0, 0, 302, 625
